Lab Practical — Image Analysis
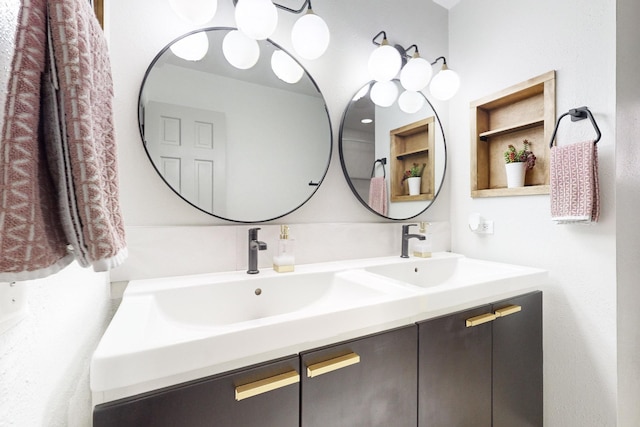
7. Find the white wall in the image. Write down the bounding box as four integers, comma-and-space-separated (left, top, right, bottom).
448, 1, 618, 426
615, 0, 640, 424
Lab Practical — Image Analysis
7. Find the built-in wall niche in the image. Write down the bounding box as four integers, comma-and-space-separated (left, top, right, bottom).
390, 117, 435, 202
470, 71, 555, 197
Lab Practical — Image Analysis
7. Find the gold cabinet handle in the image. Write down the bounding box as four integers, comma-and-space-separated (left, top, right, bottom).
235, 370, 299, 401
306, 352, 360, 378
494, 304, 522, 318
466, 313, 496, 327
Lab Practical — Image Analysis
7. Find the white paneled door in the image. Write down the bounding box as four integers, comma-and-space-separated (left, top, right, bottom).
144, 102, 227, 214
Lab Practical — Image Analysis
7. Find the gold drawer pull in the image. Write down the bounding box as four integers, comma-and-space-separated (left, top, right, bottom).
235, 370, 299, 401
306, 352, 360, 378
494, 305, 522, 318
466, 313, 496, 327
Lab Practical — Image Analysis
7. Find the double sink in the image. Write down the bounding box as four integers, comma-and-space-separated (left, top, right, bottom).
91, 252, 546, 404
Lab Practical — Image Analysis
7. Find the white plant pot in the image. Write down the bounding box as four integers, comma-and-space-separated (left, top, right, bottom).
407, 176, 421, 195
505, 162, 527, 188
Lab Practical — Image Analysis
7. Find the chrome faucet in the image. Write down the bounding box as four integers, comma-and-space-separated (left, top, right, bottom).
247, 227, 267, 274
401, 224, 425, 258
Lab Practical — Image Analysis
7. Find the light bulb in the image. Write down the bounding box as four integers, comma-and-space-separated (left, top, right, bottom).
430, 65, 460, 101
169, 0, 217, 25
235, 0, 278, 40
291, 10, 330, 60
398, 90, 425, 114
370, 80, 398, 107
271, 50, 304, 84
352, 85, 370, 101
400, 56, 433, 91
222, 30, 260, 69
170, 32, 209, 61
367, 41, 401, 82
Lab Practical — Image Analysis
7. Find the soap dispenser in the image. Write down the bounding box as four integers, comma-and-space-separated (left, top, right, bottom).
412, 221, 432, 258
273, 225, 295, 272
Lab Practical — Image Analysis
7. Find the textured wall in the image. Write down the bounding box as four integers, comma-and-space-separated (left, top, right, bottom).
0, 264, 114, 427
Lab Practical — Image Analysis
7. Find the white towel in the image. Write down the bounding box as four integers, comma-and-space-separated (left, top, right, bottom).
550, 140, 599, 224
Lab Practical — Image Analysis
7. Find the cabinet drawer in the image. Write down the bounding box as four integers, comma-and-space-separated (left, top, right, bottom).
93, 355, 300, 427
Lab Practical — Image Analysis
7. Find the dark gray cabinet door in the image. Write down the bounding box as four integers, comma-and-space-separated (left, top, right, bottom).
418, 304, 493, 427
300, 325, 418, 427
93, 355, 300, 427
492, 291, 543, 427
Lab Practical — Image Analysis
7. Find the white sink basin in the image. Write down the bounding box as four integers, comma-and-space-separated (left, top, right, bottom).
365, 254, 537, 288
91, 252, 546, 405
152, 271, 394, 329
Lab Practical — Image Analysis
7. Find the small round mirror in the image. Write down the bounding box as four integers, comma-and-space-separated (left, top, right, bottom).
339, 80, 447, 220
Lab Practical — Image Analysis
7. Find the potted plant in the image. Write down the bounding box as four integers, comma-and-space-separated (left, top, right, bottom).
402, 163, 426, 195
503, 140, 536, 188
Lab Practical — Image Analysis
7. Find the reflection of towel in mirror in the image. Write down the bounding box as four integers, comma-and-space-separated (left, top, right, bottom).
368, 177, 388, 216
550, 140, 599, 224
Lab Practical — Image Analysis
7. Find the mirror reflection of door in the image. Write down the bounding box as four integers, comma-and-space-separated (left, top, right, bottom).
144, 102, 227, 214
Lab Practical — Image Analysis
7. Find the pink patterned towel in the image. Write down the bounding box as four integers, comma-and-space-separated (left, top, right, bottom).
368, 177, 388, 216
0, 0, 127, 281
550, 140, 599, 224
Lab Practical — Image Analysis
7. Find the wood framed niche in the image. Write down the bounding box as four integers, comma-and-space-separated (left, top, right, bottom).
470, 70, 555, 198
390, 117, 435, 202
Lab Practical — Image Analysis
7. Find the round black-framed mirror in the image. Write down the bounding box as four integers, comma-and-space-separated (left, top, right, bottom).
138, 27, 332, 223
339, 80, 447, 220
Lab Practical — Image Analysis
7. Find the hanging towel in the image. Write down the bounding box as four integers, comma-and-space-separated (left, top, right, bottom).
0, 0, 127, 281
550, 140, 599, 224
368, 177, 388, 216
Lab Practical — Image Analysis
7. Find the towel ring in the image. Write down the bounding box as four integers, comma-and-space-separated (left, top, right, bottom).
371, 158, 387, 179
549, 106, 601, 148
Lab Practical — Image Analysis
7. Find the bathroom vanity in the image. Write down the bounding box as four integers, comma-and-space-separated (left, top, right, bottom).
91, 254, 543, 427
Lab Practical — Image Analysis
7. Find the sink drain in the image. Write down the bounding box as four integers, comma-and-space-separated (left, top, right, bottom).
255, 288, 262, 296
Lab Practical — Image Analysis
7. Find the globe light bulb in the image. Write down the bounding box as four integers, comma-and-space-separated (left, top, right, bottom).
291, 10, 330, 60
400, 55, 433, 91
170, 31, 209, 61
271, 50, 304, 84
398, 90, 425, 114
367, 41, 401, 82
370, 80, 399, 107
169, 0, 218, 25
222, 30, 260, 69
235, 0, 278, 40
430, 64, 461, 101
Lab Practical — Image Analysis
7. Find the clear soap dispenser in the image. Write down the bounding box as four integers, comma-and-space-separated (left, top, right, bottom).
273, 225, 295, 272
413, 221, 432, 258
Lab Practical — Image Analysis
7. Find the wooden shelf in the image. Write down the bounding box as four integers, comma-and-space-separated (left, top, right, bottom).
396, 148, 429, 159
470, 71, 555, 197
391, 193, 434, 202
390, 117, 435, 203
479, 118, 544, 141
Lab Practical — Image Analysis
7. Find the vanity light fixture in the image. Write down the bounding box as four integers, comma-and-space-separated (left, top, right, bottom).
429, 56, 461, 101
271, 49, 304, 83
368, 31, 460, 107
168, 0, 218, 25
231, 0, 330, 59
169, 31, 210, 61
222, 29, 260, 69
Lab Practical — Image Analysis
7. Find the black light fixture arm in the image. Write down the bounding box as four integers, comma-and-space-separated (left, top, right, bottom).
232, 0, 312, 14
431, 56, 447, 66
371, 31, 448, 65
